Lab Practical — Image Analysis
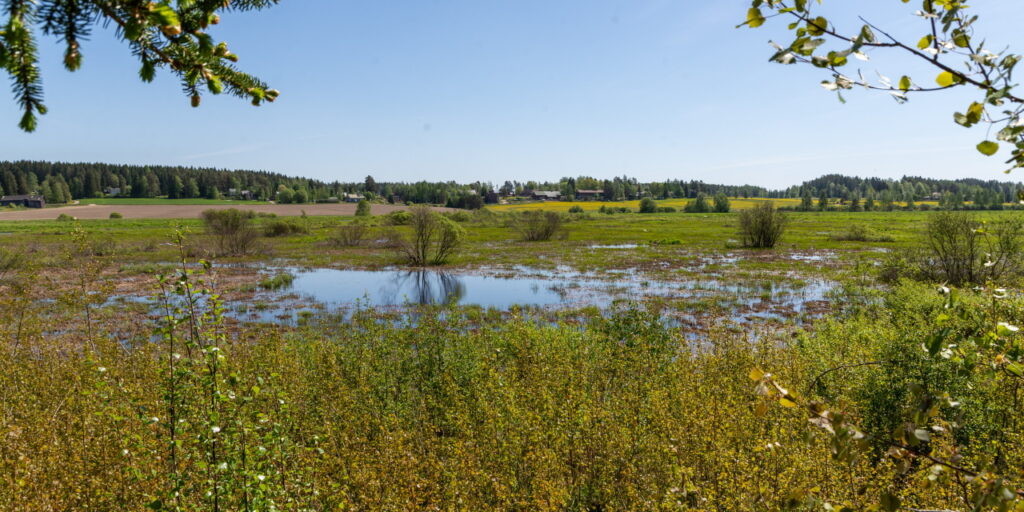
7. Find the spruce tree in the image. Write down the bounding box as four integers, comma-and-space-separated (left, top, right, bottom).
2, 1, 280, 132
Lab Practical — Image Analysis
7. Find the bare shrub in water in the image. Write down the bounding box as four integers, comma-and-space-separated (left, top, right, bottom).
388, 205, 465, 265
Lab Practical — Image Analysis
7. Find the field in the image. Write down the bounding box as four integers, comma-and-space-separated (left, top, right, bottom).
491, 196, 803, 212
2, 207, 1024, 510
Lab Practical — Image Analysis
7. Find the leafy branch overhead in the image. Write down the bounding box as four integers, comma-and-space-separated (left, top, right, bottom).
0, 0, 280, 132
742, 0, 1024, 172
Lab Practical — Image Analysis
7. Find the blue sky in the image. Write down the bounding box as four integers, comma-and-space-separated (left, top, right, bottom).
1, 1, 1022, 187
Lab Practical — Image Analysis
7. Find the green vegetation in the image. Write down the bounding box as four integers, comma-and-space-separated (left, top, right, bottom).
737, 202, 787, 249
355, 199, 372, 217
201, 208, 260, 256
388, 206, 465, 266
513, 210, 567, 241
3, 210, 1024, 509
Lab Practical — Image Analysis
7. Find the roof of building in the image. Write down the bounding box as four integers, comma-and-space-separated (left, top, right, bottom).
1, 195, 45, 201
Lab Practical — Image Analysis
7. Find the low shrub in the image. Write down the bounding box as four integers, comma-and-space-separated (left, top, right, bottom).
737, 202, 786, 248
656, 206, 676, 213
385, 210, 412, 226
56, 213, 76, 221
355, 199, 372, 217
262, 219, 309, 237
829, 224, 895, 242
638, 197, 658, 213
108, 212, 123, 219
445, 210, 472, 222
684, 194, 712, 213
568, 205, 585, 214
201, 208, 260, 256
332, 220, 371, 247
513, 210, 568, 241
882, 211, 1024, 285
713, 193, 731, 213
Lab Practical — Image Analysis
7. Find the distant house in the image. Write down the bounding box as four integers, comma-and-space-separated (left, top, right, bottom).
343, 193, 365, 203
575, 189, 603, 200
1, 195, 46, 208
104, 187, 122, 197
239, 190, 254, 200
530, 190, 562, 201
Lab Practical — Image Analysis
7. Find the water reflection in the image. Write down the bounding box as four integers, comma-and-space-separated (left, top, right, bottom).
283, 268, 583, 309
387, 271, 465, 305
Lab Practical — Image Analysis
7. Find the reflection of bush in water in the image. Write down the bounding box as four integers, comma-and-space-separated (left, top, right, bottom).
390, 271, 465, 305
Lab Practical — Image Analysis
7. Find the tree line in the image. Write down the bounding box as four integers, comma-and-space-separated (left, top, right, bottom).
1, 161, 1021, 210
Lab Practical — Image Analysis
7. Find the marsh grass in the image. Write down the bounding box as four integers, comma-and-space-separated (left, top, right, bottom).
3, 225, 1024, 509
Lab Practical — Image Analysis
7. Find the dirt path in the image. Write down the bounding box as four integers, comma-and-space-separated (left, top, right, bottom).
0, 203, 448, 221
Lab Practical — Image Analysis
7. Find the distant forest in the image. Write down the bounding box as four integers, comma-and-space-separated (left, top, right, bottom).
1, 161, 1021, 210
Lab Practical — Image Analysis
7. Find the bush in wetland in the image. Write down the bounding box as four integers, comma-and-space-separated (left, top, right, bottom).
683, 194, 711, 213
331, 219, 371, 247
201, 208, 260, 256
354, 199, 371, 217
262, 219, 309, 237
512, 210, 568, 241
388, 205, 464, 265
713, 193, 731, 213
882, 211, 1024, 286
737, 202, 787, 248
638, 197, 658, 213
384, 210, 412, 226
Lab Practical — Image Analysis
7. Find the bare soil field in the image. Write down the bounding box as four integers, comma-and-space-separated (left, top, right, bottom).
0, 203, 447, 220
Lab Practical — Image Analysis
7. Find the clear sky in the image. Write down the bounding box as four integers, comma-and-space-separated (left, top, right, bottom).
2, 1, 1022, 188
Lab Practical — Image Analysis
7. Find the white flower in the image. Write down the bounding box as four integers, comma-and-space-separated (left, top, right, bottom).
211, 426, 221, 434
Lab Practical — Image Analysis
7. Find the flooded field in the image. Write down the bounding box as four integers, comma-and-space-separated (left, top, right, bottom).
205, 263, 842, 328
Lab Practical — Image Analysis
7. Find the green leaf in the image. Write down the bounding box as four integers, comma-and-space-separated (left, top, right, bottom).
880, 492, 901, 511
807, 17, 828, 36
935, 71, 959, 87
746, 7, 766, 28
898, 76, 911, 91
977, 140, 1000, 156
1006, 362, 1024, 378
917, 35, 933, 49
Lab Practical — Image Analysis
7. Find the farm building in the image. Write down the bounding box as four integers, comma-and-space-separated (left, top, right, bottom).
0, 195, 46, 208
530, 190, 562, 201
343, 193, 366, 203
575, 189, 604, 200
